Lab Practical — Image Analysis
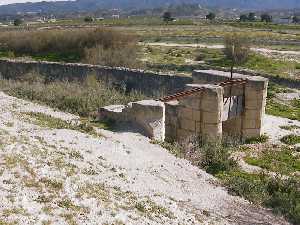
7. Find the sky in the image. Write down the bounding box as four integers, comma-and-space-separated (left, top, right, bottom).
0, 0, 69, 5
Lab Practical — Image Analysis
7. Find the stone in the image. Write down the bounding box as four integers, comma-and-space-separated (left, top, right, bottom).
242, 128, 262, 139
202, 111, 222, 123
178, 107, 193, 120
180, 118, 196, 131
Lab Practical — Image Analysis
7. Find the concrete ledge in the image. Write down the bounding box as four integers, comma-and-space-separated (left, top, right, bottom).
98, 100, 165, 141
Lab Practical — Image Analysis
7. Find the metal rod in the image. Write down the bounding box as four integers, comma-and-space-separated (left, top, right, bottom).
158, 78, 247, 102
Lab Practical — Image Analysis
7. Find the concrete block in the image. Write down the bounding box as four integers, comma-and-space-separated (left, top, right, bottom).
244, 109, 262, 120
196, 122, 202, 133
202, 123, 222, 136
177, 128, 194, 140
192, 110, 201, 122
179, 96, 201, 110
202, 111, 222, 123
243, 119, 261, 129
180, 118, 196, 131
242, 128, 262, 139
178, 107, 193, 120
165, 125, 176, 141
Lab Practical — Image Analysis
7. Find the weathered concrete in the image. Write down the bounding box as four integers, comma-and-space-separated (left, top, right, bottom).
193, 70, 269, 139
99, 69, 268, 143
0, 59, 192, 97
98, 100, 165, 141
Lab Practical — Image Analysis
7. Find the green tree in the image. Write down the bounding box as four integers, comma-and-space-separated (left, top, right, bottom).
292, 16, 300, 23
162, 11, 173, 22
248, 12, 256, 21
240, 14, 248, 22
13, 18, 23, 26
84, 16, 94, 22
261, 14, 272, 23
206, 12, 216, 21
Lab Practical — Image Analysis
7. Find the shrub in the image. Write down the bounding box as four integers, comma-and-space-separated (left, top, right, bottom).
0, 28, 139, 68
280, 135, 300, 145
0, 73, 144, 117
197, 143, 238, 175
84, 16, 94, 22
221, 171, 300, 223
13, 19, 22, 26
245, 134, 269, 144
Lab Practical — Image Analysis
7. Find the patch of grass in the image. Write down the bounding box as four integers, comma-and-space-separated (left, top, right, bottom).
0, 28, 139, 68
24, 112, 99, 137
280, 135, 300, 145
266, 100, 300, 121
218, 171, 269, 203
218, 170, 300, 224
135, 199, 173, 219
151, 140, 184, 158
245, 148, 300, 175
267, 82, 295, 99
280, 125, 300, 131
39, 178, 63, 191
0, 74, 144, 117
245, 135, 269, 144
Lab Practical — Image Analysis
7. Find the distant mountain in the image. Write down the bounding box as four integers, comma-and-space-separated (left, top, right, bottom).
0, 0, 299, 15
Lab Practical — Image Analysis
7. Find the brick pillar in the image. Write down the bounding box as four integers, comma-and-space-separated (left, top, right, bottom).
200, 84, 223, 141
165, 100, 179, 142
176, 86, 202, 141
242, 77, 268, 139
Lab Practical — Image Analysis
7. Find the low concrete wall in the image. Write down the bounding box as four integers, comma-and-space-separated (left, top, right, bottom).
99, 100, 165, 141
0, 59, 193, 97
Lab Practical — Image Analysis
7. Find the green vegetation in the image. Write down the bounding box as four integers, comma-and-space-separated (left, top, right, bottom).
266, 100, 300, 121
144, 46, 299, 78
245, 135, 269, 144
280, 135, 300, 145
158, 139, 300, 224
245, 148, 300, 175
0, 73, 144, 117
24, 112, 98, 136
265, 83, 300, 121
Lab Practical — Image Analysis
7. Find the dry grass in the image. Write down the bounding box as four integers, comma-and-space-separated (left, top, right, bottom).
0, 28, 140, 68
0, 73, 144, 117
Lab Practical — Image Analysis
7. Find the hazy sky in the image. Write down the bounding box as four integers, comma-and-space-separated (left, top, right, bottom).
0, 0, 68, 5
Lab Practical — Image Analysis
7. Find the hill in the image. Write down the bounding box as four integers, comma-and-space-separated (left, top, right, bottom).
0, 0, 299, 15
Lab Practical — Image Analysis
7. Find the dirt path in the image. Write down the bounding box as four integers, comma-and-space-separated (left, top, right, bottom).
263, 114, 300, 145
0, 92, 290, 225
143, 42, 300, 62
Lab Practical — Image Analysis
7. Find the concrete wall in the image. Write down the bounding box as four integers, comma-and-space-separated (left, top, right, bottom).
193, 70, 269, 139
99, 100, 165, 141
0, 59, 192, 97
165, 84, 223, 142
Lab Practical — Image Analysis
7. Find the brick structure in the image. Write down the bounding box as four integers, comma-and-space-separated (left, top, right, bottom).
98, 70, 268, 143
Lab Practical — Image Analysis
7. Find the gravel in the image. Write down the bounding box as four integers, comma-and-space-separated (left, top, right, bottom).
0, 91, 290, 225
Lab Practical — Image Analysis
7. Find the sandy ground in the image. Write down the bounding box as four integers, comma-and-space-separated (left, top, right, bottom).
263, 115, 300, 146
0, 92, 291, 225
143, 42, 300, 62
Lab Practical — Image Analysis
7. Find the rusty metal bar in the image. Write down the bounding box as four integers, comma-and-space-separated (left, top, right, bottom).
158, 78, 247, 102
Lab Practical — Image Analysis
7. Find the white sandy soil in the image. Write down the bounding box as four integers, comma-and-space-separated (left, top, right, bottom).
0, 92, 290, 225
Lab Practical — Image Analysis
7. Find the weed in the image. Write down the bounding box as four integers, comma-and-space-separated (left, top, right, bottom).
0, 28, 139, 68
24, 112, 99, 137
40, 178, 63, 191
266, 100, 300, 121
281, 135, 300, 145
0, 74, 144, 117
280, 125, 300, 131
245, 148, 300, 175
245, 135, 269, 144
